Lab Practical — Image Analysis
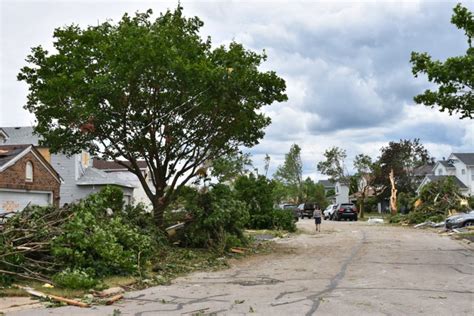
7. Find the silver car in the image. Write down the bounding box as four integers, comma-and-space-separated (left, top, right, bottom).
445, 210, 474, 229
323, 204, 337, 220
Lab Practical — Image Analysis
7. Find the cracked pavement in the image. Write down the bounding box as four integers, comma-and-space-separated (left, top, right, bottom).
7, 219, 474, 315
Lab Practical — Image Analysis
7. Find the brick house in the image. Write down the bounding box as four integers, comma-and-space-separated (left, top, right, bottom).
1, 126, 135, 205
0, 144, 62, 213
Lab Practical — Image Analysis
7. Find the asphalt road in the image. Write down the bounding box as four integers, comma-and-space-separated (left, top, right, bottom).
7, 219, 474, 315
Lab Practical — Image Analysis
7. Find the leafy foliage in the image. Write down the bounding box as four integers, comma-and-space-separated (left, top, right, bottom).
411, 3, 474, 118
182, 184, 250, 252
0, 186, 154, 286
271, 210, 296, 232
210, 149, 253, 183
375, 139, 432, 197
317, 147, 348, 182
407, 177, 469, 224
302, 178, 328, 209
18, 6, 287, 227
274, 144, 303, 202
234, 174, 275, 228
52, 268, 98, 289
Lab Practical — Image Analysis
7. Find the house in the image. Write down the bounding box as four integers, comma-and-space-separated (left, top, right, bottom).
334, 181, 349, 204
417, 153, 474, 196
1, 126, 136, 205
93, 158, 153, 207
317, 179, 335, 194
0, 145, 62, 213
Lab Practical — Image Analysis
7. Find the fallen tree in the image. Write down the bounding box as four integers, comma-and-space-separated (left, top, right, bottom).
0, 186, 154, 287
405, 177, 470, 224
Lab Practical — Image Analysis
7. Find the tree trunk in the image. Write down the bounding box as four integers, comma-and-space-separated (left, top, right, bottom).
152, 195, 167, 229
359, 198, 365, 219
389, 169, 397, 215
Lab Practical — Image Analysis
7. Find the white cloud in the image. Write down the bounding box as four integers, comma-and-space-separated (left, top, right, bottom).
1, 0, 472, 181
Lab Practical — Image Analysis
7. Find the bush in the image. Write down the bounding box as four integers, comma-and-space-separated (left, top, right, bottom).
52, 268, 98, 289
182, 184, 249, 252
272, 209, 296, 232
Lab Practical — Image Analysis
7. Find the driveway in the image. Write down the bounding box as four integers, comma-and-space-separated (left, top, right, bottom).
7, 219, 474, 315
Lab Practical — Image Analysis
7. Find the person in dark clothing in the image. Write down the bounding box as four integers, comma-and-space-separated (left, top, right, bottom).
313, 206, 322, 232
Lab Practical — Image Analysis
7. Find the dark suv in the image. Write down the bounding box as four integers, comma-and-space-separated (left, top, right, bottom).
333, 203, 358, 221
299, 202, 316, 219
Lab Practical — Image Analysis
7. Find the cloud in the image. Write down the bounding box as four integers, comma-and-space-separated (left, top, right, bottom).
1, 0, 472, 181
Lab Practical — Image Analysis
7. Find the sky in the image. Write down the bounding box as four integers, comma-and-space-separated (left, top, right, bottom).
1, 0, 473, 180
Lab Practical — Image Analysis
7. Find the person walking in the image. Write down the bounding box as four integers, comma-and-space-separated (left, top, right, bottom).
313, 206, 322, 232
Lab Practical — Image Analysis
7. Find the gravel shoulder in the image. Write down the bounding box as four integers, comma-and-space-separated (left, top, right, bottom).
5, 219, 474, 315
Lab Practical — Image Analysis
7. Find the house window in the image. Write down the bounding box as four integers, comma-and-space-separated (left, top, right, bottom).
461, 169, 465, 175
438, 169, 443, 175
25, 161, 33, 182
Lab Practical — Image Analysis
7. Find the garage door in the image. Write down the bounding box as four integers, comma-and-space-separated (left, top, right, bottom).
0, 190, 51, 214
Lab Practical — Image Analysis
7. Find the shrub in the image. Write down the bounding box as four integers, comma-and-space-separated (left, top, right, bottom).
182, 184, 249, 252
272, 209, 296, 232
52, 268, 98, 289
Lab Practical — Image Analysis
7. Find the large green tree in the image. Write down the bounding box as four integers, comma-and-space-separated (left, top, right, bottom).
302, 177, 328, 209
274, 144, 303, 202
317, 147, 348, 182
374, 139, 432, 197
411, 3, 474, 119
18, 7, 287, 227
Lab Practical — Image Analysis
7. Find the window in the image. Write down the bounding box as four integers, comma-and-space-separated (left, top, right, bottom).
25, 161, 33, 182
438, 169, 443, 175
461, 169, 466, 175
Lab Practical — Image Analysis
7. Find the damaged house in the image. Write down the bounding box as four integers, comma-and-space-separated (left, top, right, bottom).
417, 153, 474, 196
0, 144, 62, 213
0, 127, 136, 206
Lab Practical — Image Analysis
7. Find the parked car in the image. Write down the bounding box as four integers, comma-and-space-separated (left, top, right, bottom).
300, 202, 316, 219
445, 210, 474, 229
333, 203, 358, 221
278, 204, 300, 221
323, 204, 337, 220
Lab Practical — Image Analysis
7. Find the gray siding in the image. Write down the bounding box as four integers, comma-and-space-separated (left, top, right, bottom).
50, 154, 78, 205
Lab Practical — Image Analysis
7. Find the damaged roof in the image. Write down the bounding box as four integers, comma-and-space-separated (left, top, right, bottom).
76, 167, 136, 188
426, 175, 468, 189
0, 145, 30, 168
1, 127, 41, 146
93, 158, 148, 171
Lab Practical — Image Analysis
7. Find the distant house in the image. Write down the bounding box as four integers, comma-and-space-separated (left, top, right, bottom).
0, 145, 62, 213
317, 179, 335, 194
93, 158, 153, 207
334, 181, 349, 205
1, 126, 135, 205
417, 153, 474, 196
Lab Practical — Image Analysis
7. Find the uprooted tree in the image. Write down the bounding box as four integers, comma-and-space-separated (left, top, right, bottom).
18, 7, 287, 228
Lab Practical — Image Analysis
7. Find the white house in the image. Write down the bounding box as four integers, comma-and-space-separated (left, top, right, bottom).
417, 153, 474, 196
93, 158, 154, 209
334, 181, 350, 204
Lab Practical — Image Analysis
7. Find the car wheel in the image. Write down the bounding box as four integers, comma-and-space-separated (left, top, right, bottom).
463, 220, 474, 227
